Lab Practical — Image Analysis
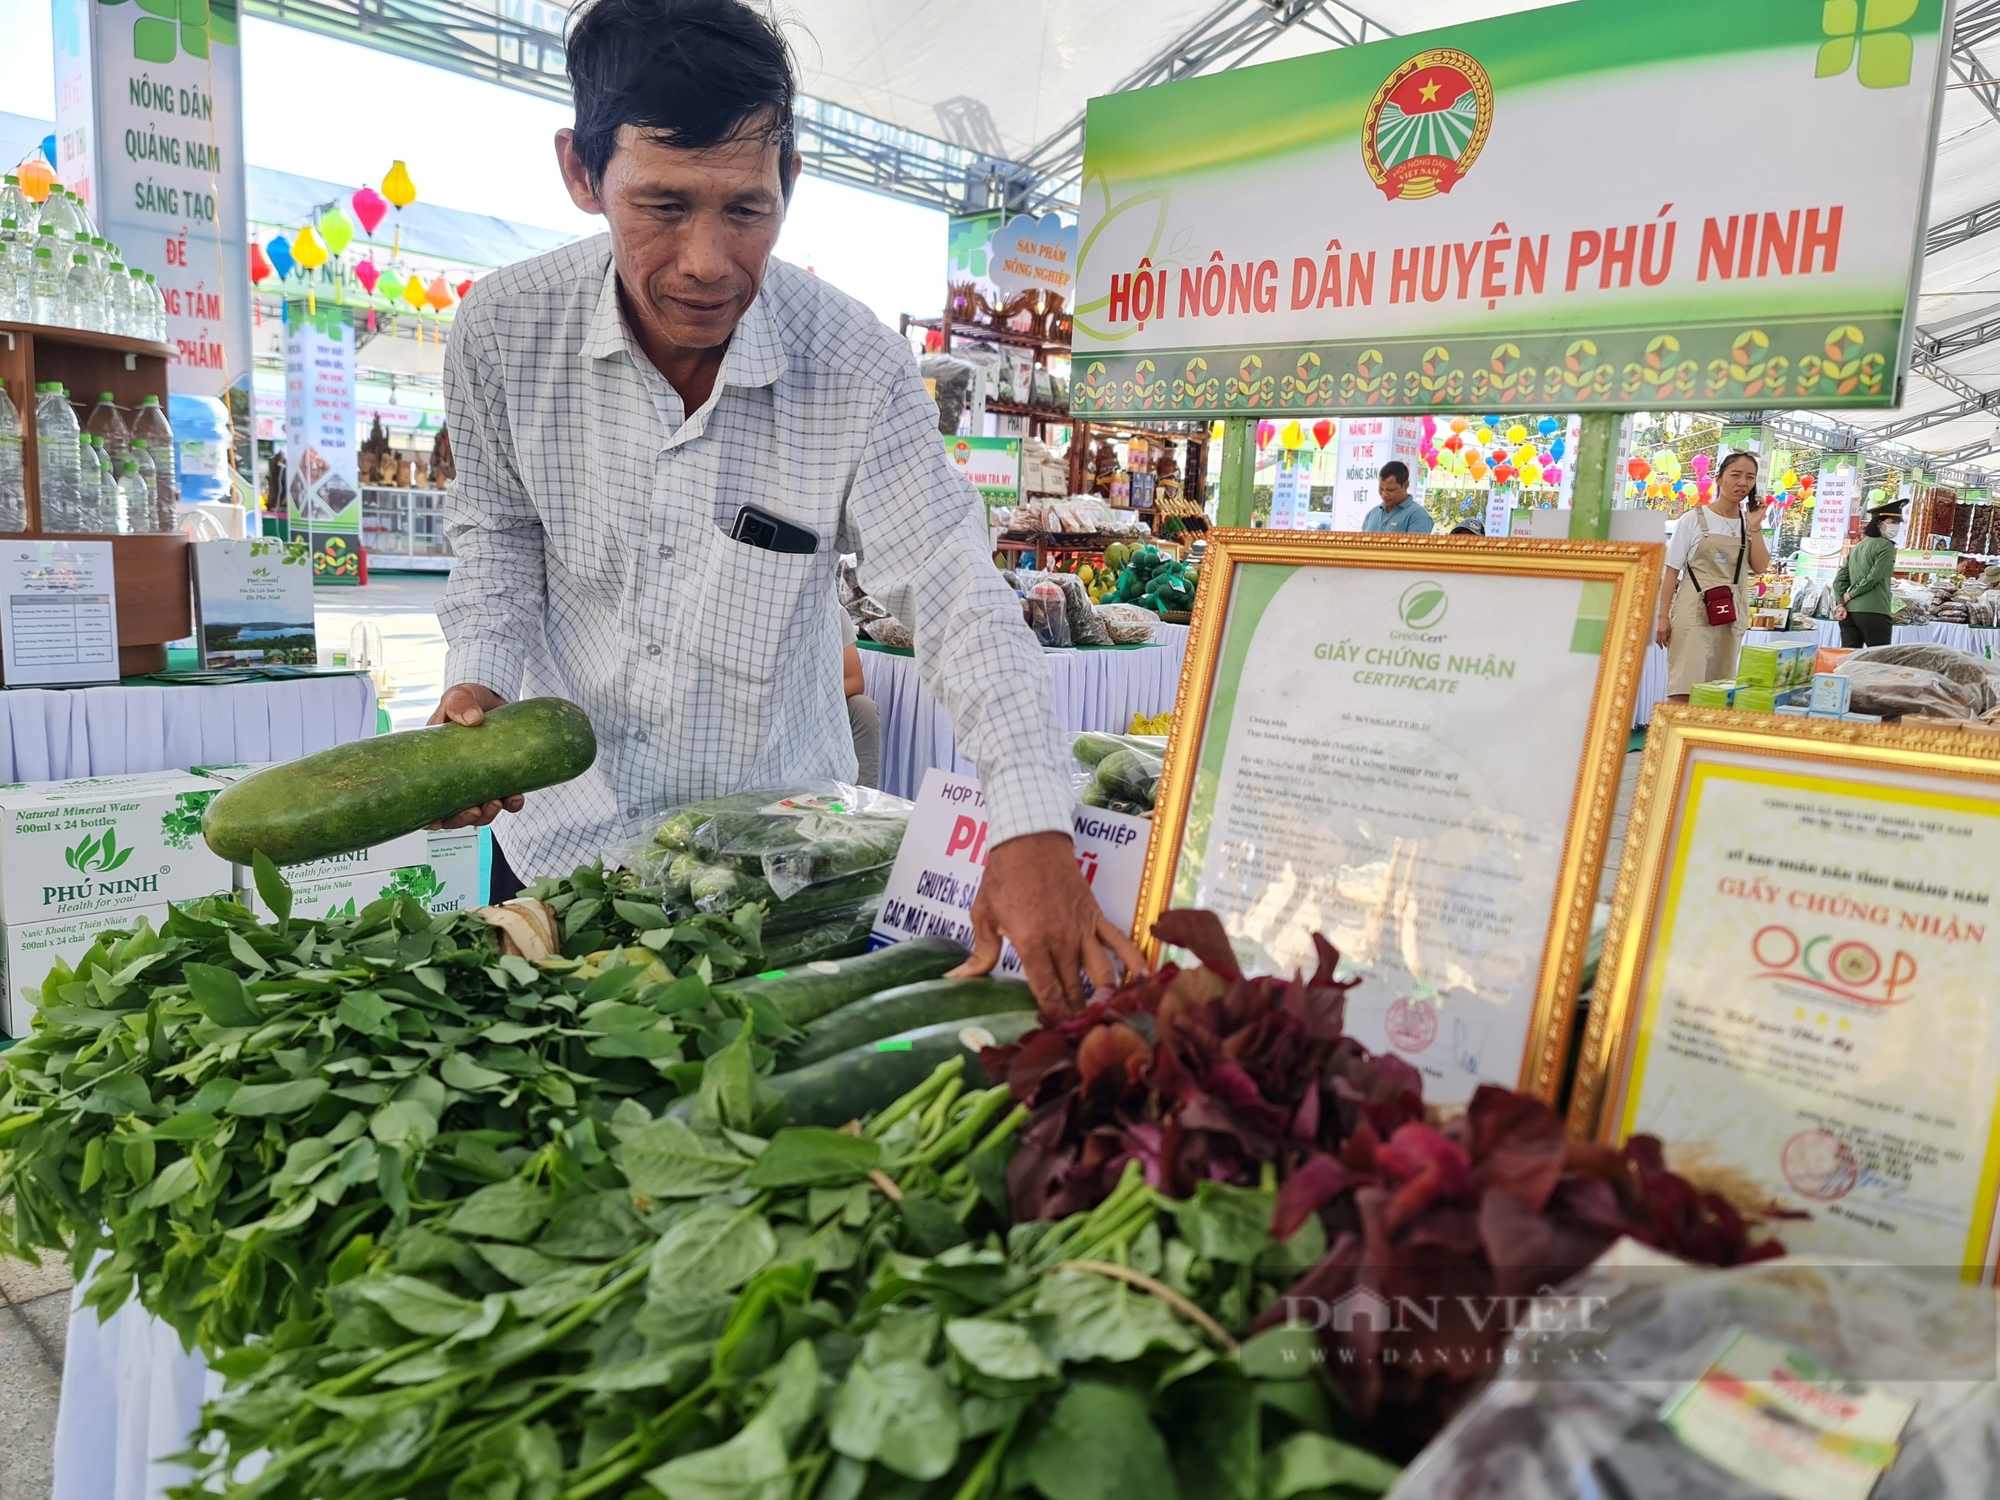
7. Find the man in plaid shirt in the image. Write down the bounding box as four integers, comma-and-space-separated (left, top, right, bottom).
430, 0, 1143, 1010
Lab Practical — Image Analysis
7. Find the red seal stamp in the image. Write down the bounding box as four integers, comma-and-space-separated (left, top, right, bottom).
1384, 996, 1437, 1054
1782, 1129, 1858, 1202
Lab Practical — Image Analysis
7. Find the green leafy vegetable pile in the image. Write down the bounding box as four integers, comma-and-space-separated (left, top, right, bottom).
0, 857, 767, 1354
172, 1051, 1400, 1500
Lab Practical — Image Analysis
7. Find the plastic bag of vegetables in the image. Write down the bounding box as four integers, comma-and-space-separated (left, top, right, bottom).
621, 783, 915, 908
1072, 732, 1165, 814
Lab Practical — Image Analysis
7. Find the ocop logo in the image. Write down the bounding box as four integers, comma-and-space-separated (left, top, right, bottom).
1752, 924, 1916, 1007
1398, 580, 1448, 630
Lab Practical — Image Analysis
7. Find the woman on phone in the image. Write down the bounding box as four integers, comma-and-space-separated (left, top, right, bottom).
1656, 450, 1769, 703
1831, 502, 1902, 649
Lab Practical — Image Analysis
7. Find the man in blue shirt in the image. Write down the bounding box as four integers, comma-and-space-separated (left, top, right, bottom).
1360, 461, 1435, 534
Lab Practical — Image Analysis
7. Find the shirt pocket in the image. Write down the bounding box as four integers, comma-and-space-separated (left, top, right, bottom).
686, 527, 824, 688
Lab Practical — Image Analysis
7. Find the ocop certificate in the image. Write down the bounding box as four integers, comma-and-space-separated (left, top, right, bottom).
1160, 554, 1634, 1105
1615, 759, 2000, 1273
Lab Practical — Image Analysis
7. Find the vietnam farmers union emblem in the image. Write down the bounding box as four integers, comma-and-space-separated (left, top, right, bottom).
1362, 49, 1495, 201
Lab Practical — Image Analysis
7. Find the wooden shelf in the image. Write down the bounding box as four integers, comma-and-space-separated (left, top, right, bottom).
986, 399, 1071, 422
0, 324, 189, 678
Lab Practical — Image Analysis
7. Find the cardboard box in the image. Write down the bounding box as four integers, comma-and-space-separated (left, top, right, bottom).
1809, 673, 1853, 717
1736, 642, 1814, 690
2, 904, 170, 1035
0, 773, 231, 924
426, 831, 481, 914
1731, 685, 1810, 715
244, 860, 473, 920
194, 764, 432, 885
1690, 680, 1742, 708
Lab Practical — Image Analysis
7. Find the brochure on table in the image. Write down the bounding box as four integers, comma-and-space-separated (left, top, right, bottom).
191, 538, 318, 668
0, 540, 120, 687
1572, 708, 2000, 1279
869, 769, 1150, 981
1142, 532, 1657, 1104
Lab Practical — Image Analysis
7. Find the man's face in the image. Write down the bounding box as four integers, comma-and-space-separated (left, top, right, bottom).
558, 122, 794, 352
1379, 472, 1409, 506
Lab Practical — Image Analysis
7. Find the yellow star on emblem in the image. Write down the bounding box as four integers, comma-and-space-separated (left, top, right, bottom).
1418, 78, 1442, 103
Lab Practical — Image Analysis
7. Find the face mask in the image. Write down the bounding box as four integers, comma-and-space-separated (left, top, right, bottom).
1880, 524, 1900, 541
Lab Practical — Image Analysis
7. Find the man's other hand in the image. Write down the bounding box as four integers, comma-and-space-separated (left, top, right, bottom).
427, 684, 527, 829
949, 830, 1148, 1016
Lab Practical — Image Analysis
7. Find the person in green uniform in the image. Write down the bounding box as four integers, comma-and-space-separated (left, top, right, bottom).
1832, 502, 1902, 648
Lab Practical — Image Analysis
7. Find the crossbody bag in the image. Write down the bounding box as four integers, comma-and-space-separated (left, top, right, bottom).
1683, 508, 1746, 627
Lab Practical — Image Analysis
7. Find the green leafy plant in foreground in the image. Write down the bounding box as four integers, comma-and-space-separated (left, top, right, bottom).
172, 1054, 1400, 1500
0, 859, 769, 1354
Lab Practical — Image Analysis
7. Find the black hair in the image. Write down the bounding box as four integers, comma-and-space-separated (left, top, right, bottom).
1379, 460, 1411, 486
566, 0, 799, 194
1716, 450, 1758, 482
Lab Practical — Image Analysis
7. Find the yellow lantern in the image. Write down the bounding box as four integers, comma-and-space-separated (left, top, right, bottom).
402, 273, 428, 311
290, 225, 329, 270
1780, 469, 1799, 490
1280, 420, 1304, 451
1210, 421, 1226, 443
1506, 424, 1528, 445
380, 159, 418, 210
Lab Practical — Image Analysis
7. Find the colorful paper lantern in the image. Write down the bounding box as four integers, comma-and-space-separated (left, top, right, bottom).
350, 185, 389, 236
377, 267, 405, 302
456, 278, 474, 300
1523, 463, 1544, 486
1311, 418, 1334, 449
426, 274, 454, 312
1474, 427, 1494, 446
1780, 469, 1798, 489
353, 258, 381, 295
1544, 466, 1562, 486
1549, 437, 1565, 461
1255, 421, 1275, 449
1279, 419, 1304, 451
266, 235, 295, 280
402, 273, 429, 310
381, 160, 418, 210
318, 206, 354, 256
1449, 415, 1469, 434
291, 225, 329, 270
1506, 424, 1528, 445
1627, 457, 1651, 481
248, 240, 274, 284
1513, 445, 1534, 467
1537, 416, 1559, 436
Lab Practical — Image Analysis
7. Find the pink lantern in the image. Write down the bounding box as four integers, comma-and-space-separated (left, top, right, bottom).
1543, 465, 1562, 486
1256, 421, 1275, 449
351, 185, 390, 237
1692, 452, 1712, 481
353, 258, 381, 295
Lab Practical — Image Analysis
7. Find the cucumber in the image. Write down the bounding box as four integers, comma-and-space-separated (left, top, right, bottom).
783, 977, 1034, 1069
770, 1012, 1039, 1127
714, 937, 968, 1028
201, 698, 596, 866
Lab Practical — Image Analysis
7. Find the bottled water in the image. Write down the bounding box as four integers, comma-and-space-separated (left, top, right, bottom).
67, 250, 101, 333
37, 190, 79, 240
104, 261, 128, 335
36, 384, 80, 531
0, 175, 33, 236
133, 396, 178, 523
77, 432, 103, 529
30, 244, 66, 327
94, 437, 122, 529
147, 273, 168, 341
115, 463, 147, 534
129, 440, 158, 531
0, 228, 21, 321
0, 391, 24, 532
85, 392, 129, 465
68, 191, 98, 240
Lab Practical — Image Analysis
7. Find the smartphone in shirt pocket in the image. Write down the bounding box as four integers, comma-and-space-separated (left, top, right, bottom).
729, 505, 819, 554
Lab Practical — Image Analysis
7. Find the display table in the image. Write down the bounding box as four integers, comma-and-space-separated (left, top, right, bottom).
861, 624, 1189, 799
1631, 624, 2000, 726
0, 673, 376, 781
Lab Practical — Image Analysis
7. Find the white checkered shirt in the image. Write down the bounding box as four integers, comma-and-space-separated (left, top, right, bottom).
438, 235, 1073, 878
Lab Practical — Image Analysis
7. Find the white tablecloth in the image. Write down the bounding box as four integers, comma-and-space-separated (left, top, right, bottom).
54, 1275, 217, 1500
0, 675, 377, 781
861, 625, 1190, 800
1632, 624, 2000, 726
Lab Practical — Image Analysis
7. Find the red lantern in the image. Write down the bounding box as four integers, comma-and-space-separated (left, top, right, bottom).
1627, 458, 1651, 481
248, 240, 273, 284
1442, 434, 1463, 453
456, 278, 474, 300
1311, 418, 1334, 449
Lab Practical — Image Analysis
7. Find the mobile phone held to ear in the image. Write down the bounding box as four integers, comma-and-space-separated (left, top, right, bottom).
730, 505, 820, 555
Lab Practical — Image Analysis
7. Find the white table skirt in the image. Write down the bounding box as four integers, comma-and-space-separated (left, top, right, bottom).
0, 675, 377, 781
54, 1275, 218, 1500
1632, 624, 2000, 726
861, 626, 1190, 800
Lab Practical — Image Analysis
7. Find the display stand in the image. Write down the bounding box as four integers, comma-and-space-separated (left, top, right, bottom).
359, 485, 455, 571
0, 320, 191, 676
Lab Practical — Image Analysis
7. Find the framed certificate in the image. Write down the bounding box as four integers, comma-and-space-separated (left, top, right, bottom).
1570, 707, 2000, 1279
1140, 531, 1659, 1104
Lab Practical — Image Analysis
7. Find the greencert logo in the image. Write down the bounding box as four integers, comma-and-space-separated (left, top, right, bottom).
66, 828, 134, 875
1817, 0, 1917, 89
102, 0, 230, 65
1398, 581, 1448, 630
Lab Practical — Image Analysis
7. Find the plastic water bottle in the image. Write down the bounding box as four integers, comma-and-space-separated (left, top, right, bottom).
30, 239, 67, 327
133, 395, 178, 521
103, 261, 130, 335
0, 175, 34, 236
115, 462, 147, 535
37, 190, 78, 239
145, 272, 167, 341
77, 432, 104, 528
0, 392, 25, 533
85, 392, 129, 465
69, 191, 98, 239
129, 440, 158, 531
0, 228, 22, 321
67, 250, 102, 332
96, 437, 123, 528
36, 384, 80, 530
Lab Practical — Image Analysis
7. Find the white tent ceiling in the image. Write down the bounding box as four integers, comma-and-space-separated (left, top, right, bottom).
784, 0, 2000, 479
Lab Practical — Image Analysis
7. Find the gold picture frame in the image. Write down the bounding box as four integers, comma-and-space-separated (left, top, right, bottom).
1569, 705, 2000, 1147
1138, 530, 1660, 1101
